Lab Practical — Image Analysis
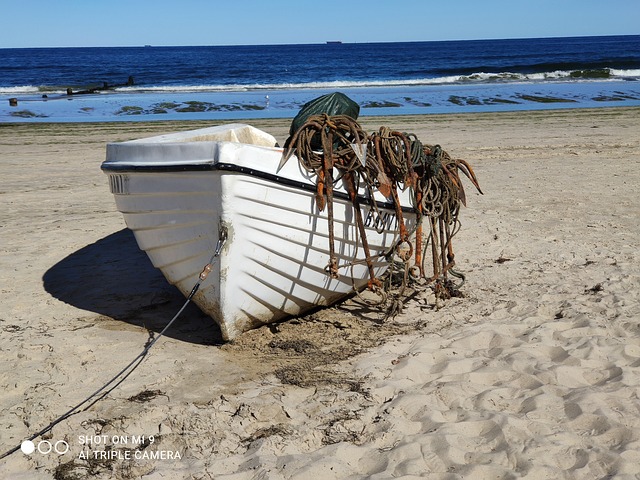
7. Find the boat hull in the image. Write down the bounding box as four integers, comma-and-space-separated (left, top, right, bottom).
102, 124, 415, 340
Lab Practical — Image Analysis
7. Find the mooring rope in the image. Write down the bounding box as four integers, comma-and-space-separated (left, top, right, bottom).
0, 232, 227, 460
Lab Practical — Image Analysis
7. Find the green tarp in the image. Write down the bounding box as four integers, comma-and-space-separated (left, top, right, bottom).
289, 92, 360, 136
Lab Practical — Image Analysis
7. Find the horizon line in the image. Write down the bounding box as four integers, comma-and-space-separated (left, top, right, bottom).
1, 33, 638, 50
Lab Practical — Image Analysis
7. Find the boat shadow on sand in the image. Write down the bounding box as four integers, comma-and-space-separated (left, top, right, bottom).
43, 229, 224, 345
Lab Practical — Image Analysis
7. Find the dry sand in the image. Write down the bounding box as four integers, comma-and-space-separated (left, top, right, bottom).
1, 107, 639, 479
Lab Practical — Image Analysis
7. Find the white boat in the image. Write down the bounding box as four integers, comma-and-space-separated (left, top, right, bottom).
101, 124, 416, 341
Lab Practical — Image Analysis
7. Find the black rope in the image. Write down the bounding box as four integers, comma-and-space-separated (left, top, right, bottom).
0, 231, 226, 460
0, 291, 197, 461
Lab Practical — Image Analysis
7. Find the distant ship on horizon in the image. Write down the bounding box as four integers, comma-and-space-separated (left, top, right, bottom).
326, 41, 343, 45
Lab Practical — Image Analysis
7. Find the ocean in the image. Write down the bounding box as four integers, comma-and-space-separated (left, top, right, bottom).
1, 35, 639, 122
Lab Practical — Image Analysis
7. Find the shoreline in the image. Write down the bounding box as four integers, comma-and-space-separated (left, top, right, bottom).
3, 79, 640, 123
2, 104, 638, 137
1, 107, 640, 478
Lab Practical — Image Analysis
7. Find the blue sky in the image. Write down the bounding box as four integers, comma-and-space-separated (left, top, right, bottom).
1, 0, 638, 48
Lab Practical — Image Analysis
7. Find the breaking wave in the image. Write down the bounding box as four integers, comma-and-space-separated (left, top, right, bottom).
2, 69, 638, 97
114, 68, 640, 93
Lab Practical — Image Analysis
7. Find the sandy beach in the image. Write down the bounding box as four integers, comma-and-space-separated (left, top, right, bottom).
1, 107, 639, 479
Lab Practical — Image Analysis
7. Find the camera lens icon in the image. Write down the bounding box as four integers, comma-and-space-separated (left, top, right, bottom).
21, 440, 69, 455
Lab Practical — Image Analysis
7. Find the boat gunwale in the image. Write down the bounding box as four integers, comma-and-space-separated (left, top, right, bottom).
101, 161, 417, 214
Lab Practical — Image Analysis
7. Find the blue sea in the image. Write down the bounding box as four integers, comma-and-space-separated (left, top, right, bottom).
1, 35, 639, 122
